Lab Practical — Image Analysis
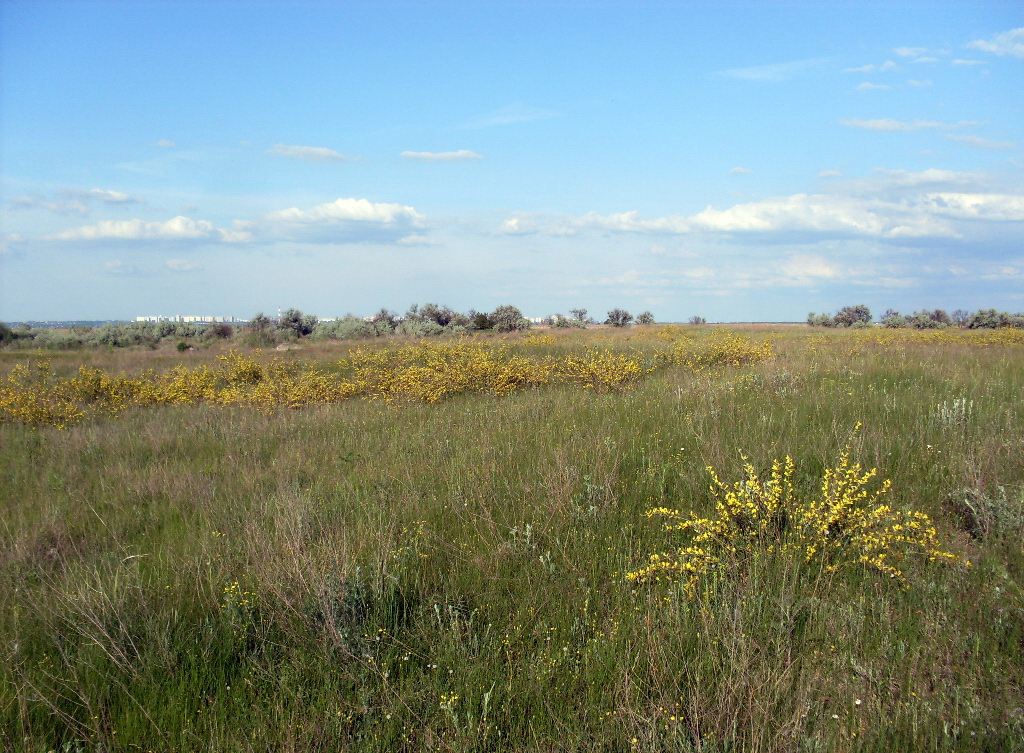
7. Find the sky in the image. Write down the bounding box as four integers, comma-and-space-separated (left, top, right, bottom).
1, 0, 1022, 323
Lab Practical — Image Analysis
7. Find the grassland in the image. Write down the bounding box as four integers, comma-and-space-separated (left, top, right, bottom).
2, 326, 1023, 751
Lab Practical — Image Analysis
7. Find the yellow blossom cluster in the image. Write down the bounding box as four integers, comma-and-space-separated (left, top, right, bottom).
658, 330, 775, 371
1, 333, 773, 429
342, 340, 551, 404
628, 439, 959, 597
552, 346, 649, 393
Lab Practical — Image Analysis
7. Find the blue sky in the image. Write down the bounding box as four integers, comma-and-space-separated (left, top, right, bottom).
1, 1, 1021, 322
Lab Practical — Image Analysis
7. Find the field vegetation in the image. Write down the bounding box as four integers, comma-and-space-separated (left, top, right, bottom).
2, 325, 1023, 751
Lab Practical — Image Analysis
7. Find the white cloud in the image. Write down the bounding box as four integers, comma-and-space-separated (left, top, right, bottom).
263, 198, 422, 226
165, 258, 203, 271
730, 167, 752, 174
567, 210, 690, 234
464, 103, 557, 128
716, 58, 826, 81
818, 169, 842, 178
10, 196, 89, 216
396, 234, 436, 246
840, 118, 976, 131
907, 79, 932, 87
152, 139, 176, 147
914, 57, 940, 63
952, 59, 985, 66
779, 253, 840, 280
895, 47, 928, 58
857, 82, 892, 90
945, 133, 1018, 150
401, 150, 483, 161
51, 216, 246, 243
921, 193, 1024, 221
968, 28, 1024, 58
266, 144, 348, 162
104, 259, 139, 275
62, 188, 143, 204
845, 61, 898, 73
499, 217, 537, 235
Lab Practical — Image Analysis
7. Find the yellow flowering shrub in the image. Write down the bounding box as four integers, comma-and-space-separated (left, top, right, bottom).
553, 347, 648, 392
659, 330, 775, 371
0, 361, 85, 429
629, 441, 959, 597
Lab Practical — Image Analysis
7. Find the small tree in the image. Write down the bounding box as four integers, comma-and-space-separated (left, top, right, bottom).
636, 311, 655, 325
606, 309, 633, 327
833, 305, 872, 327
491, 304, 530, 332
569, 308, 590, 325
279, 308, 317, 338
688, 315, 707, 326
249, 312, 271, 332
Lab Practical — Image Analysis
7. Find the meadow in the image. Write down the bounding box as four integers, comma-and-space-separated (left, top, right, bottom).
2, 326, 1023, 751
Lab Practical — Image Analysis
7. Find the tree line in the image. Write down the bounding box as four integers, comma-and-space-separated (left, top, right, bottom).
807, 305, 1024, 329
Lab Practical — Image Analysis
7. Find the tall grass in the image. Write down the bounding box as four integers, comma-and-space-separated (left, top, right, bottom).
2, 328, 1023, 751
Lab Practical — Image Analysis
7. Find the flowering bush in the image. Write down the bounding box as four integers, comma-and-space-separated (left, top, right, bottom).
629, 439, 959, 597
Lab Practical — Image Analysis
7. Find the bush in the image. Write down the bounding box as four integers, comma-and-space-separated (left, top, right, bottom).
636, 311, 655, 325
688, 316, 707, 326
279, 308, 317, 338
313, 316, 377, 341
551, 314, 585, 329
629, 442, 959, 597
947, 486, 1024, 540
605, 308, 633, 327
807, 313, 835, 327
833, 304, 872, 327
491, 305, 531, 333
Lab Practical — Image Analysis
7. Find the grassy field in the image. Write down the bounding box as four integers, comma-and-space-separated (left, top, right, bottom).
2, 326, 1023, 751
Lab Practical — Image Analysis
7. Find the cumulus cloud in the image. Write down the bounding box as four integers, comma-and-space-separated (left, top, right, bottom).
262, 198, 422, 226
685, 194, 955, 238
396, 234, 437, 245
968, 28, 1024, 58
945, 133, 1018, 150
241, 197, 426, 244
543, 176, 1024, 246
499, 217, 537, 235
401, 150, 483, 161
267, 144, 348, 162
920, 193, 1024, 221
716, 58, 827, 81
152, 139, 176, 147
51, 216, 248, 243
840, 118, 976, 131
952, 59, 985, 66
845, 60, 898, 73
730, 167, 752, 174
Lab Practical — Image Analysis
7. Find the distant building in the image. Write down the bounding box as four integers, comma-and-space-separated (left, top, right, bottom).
135, 315, 240, 323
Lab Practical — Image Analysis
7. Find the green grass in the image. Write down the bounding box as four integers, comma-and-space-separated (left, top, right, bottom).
2, 328, 1024, 751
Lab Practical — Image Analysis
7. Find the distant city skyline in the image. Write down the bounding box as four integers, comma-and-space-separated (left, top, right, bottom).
2, 1, 1022, 322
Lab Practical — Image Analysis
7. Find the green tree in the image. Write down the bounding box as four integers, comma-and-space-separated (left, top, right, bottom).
636, 311, 654, 325
833, 305, 872, 327
279, 308, 317, 338
605, 309, 633, 327
491, 305, 530, 332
